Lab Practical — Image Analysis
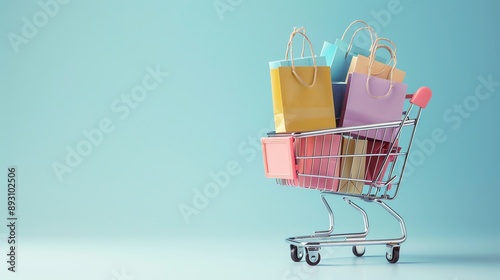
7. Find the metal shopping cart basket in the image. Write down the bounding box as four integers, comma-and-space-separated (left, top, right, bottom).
261, 87, 432, 265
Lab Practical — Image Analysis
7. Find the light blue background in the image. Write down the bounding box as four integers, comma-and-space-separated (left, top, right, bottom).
1, 0, 500, 279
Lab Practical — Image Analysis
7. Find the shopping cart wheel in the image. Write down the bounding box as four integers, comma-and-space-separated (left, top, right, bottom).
386, 245, 400, 264
290, 245, 303, 262
305, 249, 321, 266
352, 246, 365, 257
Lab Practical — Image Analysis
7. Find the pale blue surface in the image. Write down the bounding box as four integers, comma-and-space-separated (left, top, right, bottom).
1, 0, 500, 279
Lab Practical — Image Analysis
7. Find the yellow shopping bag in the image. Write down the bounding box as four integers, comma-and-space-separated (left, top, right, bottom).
338, 137, 367, 194
346, 37, 406, 83
270, 29, 336, 133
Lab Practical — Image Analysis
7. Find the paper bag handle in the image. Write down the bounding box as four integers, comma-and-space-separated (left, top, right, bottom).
368, 37, 398, 76
284, 29, 317, 88
348, 28, 396, 76
365, 38, 398, 99
370, 44, 395, 77
284, 27, 307, 58
341, 20, 372, 41
345, 26, 378, 59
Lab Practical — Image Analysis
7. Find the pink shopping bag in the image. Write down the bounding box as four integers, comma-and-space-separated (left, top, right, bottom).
340, 72, 407, 142
365, 139, 401, 189
296, 134, 342, 191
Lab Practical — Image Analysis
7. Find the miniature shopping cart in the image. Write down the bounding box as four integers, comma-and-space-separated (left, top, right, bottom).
261, 87, 432, 265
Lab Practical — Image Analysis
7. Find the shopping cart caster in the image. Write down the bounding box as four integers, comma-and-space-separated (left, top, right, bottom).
352, 246, 366, 257
290, 245, 304, 262
386, 244, 400, 264
305, 247, 321, 266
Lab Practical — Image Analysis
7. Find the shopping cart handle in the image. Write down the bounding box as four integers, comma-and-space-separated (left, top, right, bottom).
406, 87, 432, 108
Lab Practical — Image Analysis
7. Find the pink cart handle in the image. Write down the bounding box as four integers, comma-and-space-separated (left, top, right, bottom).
405, 87, 432, 108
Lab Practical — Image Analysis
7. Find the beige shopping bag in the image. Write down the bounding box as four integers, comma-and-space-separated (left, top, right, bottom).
339, 137, 367, 194
346, 37, 406, 83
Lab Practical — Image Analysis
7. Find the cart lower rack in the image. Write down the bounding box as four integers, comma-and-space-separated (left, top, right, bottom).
261, 87, 432, 265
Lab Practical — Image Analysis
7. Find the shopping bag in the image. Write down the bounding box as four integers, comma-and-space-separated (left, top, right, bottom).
296, 134, 342, 191
338, 137, 367, 194
340, 72, 407, 142
365, 139, 401, 189
270, 29, 336, 133
332, 82, 347, 120
347, 37, 406, 83
320, 20, 385, 82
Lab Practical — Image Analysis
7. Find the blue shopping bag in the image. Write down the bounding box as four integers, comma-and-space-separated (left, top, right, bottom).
320, 20, 386, 82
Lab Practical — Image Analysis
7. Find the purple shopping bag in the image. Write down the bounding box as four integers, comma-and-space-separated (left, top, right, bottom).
340, 72, 407, 142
